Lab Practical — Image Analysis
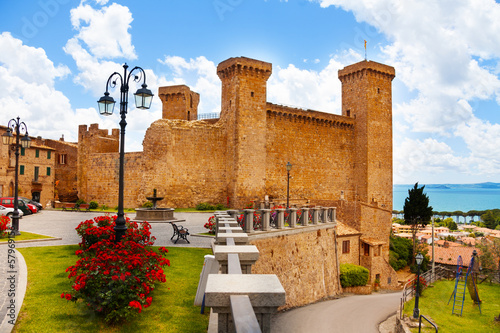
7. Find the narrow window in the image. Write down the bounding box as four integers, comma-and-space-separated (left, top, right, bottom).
20, 165, 25, 175
364, 243, 370, 256
34, 167, 39, 181
21, 148, 25, 156
377, 88, 380, 94
342, 240, 350, 254
251, 91, 254, 97
346, 109, 350, 117
59, 154, 67, 165
47, 167, 51, 176
35, 149, 39, 158
47, 151, 51, 159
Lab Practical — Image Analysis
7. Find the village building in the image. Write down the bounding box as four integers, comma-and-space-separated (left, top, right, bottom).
0, 125, 78, 207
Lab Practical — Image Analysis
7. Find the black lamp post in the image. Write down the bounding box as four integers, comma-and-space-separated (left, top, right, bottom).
2, 117, 31, 236
412, 252, 424, 319
98, 64, 153, 242
286, 162, 292, 208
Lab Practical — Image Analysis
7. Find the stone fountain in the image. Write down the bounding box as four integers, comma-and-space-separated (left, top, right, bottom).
134, 189, 180, 222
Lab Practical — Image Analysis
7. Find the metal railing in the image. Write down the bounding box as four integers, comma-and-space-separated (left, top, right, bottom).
419, 315, 438, 332
400, 265, 449, 319
197, 112, 220, 120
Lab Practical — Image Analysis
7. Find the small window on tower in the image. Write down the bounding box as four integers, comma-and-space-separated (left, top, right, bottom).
251, 91, 254, 97
377, 88, 380, 94
346, 110, 351, 117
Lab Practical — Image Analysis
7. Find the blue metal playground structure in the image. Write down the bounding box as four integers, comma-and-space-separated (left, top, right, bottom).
448, 253, 482, 316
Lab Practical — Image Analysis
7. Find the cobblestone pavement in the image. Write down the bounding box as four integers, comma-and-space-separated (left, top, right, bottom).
0, 210, 214, 332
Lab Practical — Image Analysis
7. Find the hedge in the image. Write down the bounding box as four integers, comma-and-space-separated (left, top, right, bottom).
339, 263, 369, 287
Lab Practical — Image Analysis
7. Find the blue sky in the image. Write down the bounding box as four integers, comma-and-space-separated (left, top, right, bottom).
1, 0, 500, 185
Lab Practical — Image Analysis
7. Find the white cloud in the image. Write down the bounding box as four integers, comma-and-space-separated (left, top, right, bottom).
69, 2, 136, 60
313, 0, 500, 183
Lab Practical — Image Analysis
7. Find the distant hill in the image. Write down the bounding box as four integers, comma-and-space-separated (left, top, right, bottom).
395, 182, 500, 189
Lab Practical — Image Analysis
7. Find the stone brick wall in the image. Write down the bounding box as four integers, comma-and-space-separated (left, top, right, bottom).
250, 227, 341, 309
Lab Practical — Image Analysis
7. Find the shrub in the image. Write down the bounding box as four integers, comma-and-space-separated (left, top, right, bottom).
339, 263, 369, 287
89, 201, 98, 210
100, 204, 109, 211
204, 216, 216, 234
75, 199, 86, 208
142, 201, 153, 208
215, 203, 226, 210
196, 202, 215, 211
62, 215, 170, 324
0, 216, 11, 238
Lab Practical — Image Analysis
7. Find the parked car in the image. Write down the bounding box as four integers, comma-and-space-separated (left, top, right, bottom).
20, 197, 42, 211
0, 205, 24, 218
0, 197, 32, 215
22, 200, 38, 214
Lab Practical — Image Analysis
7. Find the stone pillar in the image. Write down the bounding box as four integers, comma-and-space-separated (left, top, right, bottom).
261, 209, 271, 231
214, 245, 260, 274
289, 208, 298, 228
276, 209, 285, 229
321, 207, 328, 223
332, 207, 337, 222
300, 208, 310, 225
312, 207, 320, 225
244, 209, 255, 233
227, 210, 239, 221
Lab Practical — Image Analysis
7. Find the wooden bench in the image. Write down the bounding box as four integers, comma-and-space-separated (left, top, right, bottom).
170, 223, 190, 244
78, 204, 90, 212
62, 203, 77, 211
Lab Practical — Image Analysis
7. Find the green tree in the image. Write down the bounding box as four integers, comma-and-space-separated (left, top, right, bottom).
476, 238, 500, 283
404, 183, 433, 264
481, 210, 499, 230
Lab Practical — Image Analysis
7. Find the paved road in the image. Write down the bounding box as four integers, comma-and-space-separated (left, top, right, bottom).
271, 291, 401, 333
14, 210, 214, 248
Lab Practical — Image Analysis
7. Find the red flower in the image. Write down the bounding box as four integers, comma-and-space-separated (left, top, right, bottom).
65, 294, 72, 300
61, 293, 64, 298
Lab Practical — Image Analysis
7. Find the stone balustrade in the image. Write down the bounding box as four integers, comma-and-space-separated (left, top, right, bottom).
225, 206, 337, 233
205, 211, 286, 333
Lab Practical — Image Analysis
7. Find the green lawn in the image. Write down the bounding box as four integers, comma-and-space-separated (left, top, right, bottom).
403, 279, 500, 332
0, 232, 53, 242
15, 245, 212, 332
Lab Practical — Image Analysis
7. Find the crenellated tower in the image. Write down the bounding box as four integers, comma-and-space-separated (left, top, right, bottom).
159, 85, 200, 121
217, 57, 272, 207
338, 60, 395, 210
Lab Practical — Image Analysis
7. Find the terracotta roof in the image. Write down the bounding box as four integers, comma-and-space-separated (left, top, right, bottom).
426, 245, 476, 266
336, 222, 361, 236
360, 237, 386, 246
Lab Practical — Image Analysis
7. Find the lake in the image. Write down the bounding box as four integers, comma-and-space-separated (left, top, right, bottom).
393, 183, 500, 212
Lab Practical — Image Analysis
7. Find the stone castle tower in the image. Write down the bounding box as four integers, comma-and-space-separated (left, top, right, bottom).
217, 57, 272, 206
158, 85, 200, 121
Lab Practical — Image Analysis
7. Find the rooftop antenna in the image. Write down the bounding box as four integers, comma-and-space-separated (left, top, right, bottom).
364, 40, 367, 61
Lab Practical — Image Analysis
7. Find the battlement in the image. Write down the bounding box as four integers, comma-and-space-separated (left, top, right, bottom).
78, 124, 119, 141
266, 103, 354, 130
217, 56, 272, 80
158, 85, 200, 120
338, 60, 395, 82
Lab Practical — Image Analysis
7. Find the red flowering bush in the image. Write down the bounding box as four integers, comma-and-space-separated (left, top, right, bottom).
410, 275, 427, 296
62, 215, 170, 324
0, 216, 11, 237
204, 216, 216, 234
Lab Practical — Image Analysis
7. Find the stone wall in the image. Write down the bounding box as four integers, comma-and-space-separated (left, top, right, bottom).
250, 226, 341, 309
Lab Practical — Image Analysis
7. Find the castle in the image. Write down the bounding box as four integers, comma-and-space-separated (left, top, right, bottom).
78, 56, 397, 292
